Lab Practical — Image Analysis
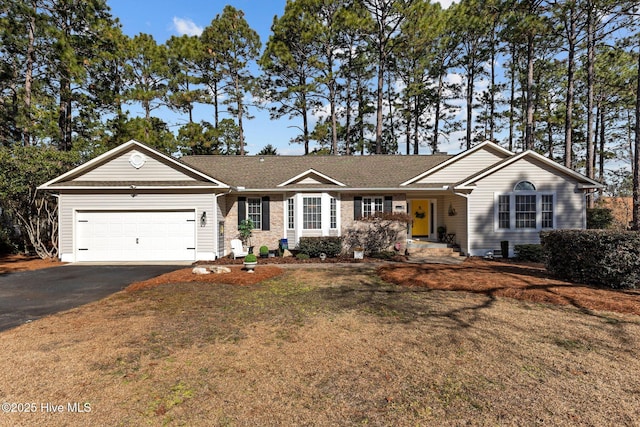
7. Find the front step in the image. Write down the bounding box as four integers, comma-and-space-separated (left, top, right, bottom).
406, 240, 462, 257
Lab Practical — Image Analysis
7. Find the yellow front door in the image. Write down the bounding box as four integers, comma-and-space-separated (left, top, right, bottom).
411, 200, 430, 236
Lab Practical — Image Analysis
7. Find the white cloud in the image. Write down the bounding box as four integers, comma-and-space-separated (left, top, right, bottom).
434, 0, 458, 9
172, 17, 203, 36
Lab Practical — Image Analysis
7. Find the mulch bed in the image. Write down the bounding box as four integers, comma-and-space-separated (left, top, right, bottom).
0, 254, 63, 274
378, 258, 640, 316
201, 254, 405, 265
125, 265, 286, 292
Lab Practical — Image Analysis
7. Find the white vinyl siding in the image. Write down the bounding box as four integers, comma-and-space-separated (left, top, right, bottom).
78, 150, 200, 182
468, 156, 584, 256
415, 146, 508, 184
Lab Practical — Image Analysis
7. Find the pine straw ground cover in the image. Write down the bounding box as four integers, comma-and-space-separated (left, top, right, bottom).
0, 260, 639, 425
0, 254, 62, 274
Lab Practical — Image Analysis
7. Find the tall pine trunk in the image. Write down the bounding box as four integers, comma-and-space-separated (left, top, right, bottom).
375, 54, 384, 154
465, 45, 475, 150
525, 35, 535, 151
432, 71, 443, 153
563, 5, 576, 169
586, 4, 596, 208
23, 1, 36, 147
632, 41, 640, 230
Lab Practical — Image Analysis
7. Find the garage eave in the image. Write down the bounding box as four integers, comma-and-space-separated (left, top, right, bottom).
43, 185, 226, 191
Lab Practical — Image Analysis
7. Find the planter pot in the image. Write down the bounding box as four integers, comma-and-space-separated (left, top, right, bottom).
243, 261, 257, 272
354, 250, 364, 260
268, 251, 276, 258
319, 253, 327, 261
260, 254, 268, 258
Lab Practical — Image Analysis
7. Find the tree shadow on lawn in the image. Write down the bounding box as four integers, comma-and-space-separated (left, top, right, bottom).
309, 262, 640, 355
376, 260, 640, 317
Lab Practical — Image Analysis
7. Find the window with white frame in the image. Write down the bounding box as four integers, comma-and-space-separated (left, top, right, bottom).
541, 194, 554, 228
363, 197, 383, 217
247, 197, 261, 229
496, 181, 555, 231
498, 195, 510, 229
287, 197, 295, 229
330, 197, 337, 229
303, 197, 322, 229
515, 194, 536, 228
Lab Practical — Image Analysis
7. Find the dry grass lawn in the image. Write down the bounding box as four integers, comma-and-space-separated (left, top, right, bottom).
1, 259, 639, 426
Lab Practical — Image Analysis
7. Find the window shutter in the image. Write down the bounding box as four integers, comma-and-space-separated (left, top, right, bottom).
261, 196, 270, 231
354, 196, 362, 219
237, 197, 246, 225
384, 196, 392, 213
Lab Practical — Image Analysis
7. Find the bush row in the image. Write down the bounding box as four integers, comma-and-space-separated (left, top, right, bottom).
297, 236, 343, 258
540, 230, 640, 289
514, 244, 545, 262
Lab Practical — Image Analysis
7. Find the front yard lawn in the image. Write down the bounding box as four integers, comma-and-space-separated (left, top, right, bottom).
1, 260, 639, 426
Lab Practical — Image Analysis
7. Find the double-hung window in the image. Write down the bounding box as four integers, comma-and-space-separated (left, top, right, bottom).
515, 195, 536, 228
498, 195, 511, 229
247, 197, 262, 230
303, 196, 322, 229
362, 197, 383, 217
496, 181, 554, 231
287, 197, 295, 229
541, 194, 554, 228
330, 197, 337, 229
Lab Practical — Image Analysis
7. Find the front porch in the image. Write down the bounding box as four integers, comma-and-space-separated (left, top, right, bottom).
406, 193, 468, 255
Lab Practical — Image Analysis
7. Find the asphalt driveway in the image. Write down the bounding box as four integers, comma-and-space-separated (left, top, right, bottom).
0, 265, 183, 332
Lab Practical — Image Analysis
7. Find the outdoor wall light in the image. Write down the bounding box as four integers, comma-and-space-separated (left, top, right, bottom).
200, 211, 207, 227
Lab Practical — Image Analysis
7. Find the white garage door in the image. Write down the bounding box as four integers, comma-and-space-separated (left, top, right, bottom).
75, 211, 196, 262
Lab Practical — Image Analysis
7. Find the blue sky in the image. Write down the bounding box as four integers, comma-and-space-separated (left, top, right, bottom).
106, 0, 458, 155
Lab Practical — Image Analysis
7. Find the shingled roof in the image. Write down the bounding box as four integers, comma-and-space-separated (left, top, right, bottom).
180, 154, 454, 190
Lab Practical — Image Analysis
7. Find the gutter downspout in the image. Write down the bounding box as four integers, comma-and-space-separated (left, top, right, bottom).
450, 186, 471, 257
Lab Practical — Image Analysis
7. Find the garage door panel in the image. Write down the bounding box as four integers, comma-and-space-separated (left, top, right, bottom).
76, 211, 196, 262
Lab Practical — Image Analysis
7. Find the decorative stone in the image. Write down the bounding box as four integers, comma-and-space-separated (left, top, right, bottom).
192, 267, 210, 275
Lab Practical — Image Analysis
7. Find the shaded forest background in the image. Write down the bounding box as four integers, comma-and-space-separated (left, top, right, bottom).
1, 0, 640, 256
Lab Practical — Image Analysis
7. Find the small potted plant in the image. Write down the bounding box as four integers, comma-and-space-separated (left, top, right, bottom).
243, 253, 258, 273
259, 245, 269, 258
437, 225, 446, 242
238, 219, 254, 252
353, 246, 364, 259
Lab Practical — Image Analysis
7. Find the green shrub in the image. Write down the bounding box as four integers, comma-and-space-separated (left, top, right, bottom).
296, 253, 310, 260
587, 208, 613, 229
541, 230, 640, 289
298, 237, 343, 258
259, 245, 269, 255
514, 244, 544, 262
0, 226, 17, 255
244, 254, 257, 263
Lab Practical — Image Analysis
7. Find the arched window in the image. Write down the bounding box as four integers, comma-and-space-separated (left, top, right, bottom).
514, 181, 536, 191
